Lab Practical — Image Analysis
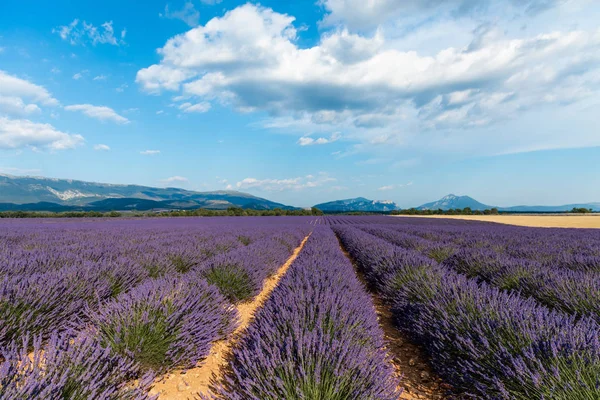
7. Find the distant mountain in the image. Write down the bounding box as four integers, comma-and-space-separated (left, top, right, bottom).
418, 194, 493, 211
501, 203, 600, 212
314, 197, 399, 212
0, 174, 295, 211
417, 194, 600, 212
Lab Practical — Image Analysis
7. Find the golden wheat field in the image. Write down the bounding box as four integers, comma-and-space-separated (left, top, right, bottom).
397, 215, 600, 229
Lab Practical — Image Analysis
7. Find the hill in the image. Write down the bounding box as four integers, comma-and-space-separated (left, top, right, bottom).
0, 174, 295, 211
314, 197, 399, 212
418, 194, 492, 211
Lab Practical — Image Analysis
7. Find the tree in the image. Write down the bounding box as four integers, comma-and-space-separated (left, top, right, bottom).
311, 207, 324, 216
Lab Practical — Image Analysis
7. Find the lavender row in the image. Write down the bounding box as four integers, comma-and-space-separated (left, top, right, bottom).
77, 225, 308, 373
361, 224, 600, 323
1, 218, 312, 398
334, 225, 600, 399
0, 220, 310, 346
1, 332, 156, 400
210, 227, 400, 400
358, 217, 600, 272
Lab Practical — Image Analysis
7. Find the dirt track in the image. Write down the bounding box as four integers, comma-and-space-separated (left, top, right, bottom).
151, 234, 311, 399
397, 215, 600, 229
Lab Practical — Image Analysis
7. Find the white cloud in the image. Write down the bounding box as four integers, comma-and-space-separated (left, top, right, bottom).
140, 149, 160, 155
93, 75, 107, 81
319, 0, 565, 30
378, 182, 413, 191
0, 96, 41, 115
64, 104, 129, 124
72, 70, 89, 80
156, 110, 164, 115
53, 19, 125, 46
93, 144, 110, 151
136, 3, 600, 157
0, 70, 58, 108
235, 173, 336, 192
116, 83, 128, 92
0, 167, 42, 175
179, 101, 211, 113
0, 117, 84, 150
51, 67, 61, 74
298, 132, 341, 146
160, 2, 200, 27
162, 176, 188, 184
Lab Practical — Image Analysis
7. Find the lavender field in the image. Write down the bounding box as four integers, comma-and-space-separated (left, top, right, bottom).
1, 216, 600, 399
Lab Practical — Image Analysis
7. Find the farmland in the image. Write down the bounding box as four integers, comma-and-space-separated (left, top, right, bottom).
1, 216, 600, 399
397, 214, 600, 229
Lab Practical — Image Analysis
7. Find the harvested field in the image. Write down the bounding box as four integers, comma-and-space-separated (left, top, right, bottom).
396, 214, 600, 228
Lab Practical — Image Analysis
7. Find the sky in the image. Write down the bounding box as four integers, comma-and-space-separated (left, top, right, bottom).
0, 0, 599, 208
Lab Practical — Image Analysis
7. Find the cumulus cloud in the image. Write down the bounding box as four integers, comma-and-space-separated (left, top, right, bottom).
319, 0, 565, 30
136, 3, 600, 156
53, 19, 126, 46
140, 150, 160, 155
0, 96, 41, 115
160, 2, 200, 27
93, 75, 107, 81
235, 173, 336, 192
93, 144, 110, 151
298, 132, 341, 146
0, 117, 84, 150
64, 104, 129, 124
0, 70, 58, 109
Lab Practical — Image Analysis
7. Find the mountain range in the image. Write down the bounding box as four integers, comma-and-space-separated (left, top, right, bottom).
0, 175, 598, 213
417, 194, 600, 212
314, 197, 400, 212
0, 174, 294, 212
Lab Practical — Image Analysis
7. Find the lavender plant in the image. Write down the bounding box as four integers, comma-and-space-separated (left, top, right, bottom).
334, 225, 600, 399
0, 332, 156, 400
86, 276, 238, 372
210, 227, 400, 400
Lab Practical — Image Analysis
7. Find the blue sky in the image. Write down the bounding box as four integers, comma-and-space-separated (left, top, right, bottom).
0, 0, 599, 208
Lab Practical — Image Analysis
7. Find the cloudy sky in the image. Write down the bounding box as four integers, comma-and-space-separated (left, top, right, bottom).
1, 0, 599, 207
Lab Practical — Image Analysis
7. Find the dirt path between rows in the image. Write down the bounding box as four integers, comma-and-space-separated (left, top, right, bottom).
151, 234, 311, 399
337, 241, 451, 400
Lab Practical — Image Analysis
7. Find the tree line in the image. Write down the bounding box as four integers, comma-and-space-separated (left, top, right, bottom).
0, 207, 325, 218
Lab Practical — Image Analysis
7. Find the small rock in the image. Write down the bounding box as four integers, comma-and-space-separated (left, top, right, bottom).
177, 379, 189, 392
408, 358, 416, 366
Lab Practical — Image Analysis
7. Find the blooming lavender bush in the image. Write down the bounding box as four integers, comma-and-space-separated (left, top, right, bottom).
198, 229, 308, 303
210, 227, 400, 400
0, 332, 156, 400
0, 218, 311, 348
334, 225, 600, 399
86, 276, 239, 372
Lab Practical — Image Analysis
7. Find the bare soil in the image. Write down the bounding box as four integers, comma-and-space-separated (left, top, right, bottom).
397, 214, 600, 229
338, 243, 452, 400
151, 234, 311, 399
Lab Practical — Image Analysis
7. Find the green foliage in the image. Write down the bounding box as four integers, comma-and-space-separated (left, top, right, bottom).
98, 308, 175, 371
571, 207, 593, 214
392, 207, 501, 216
203, 264, 254, 303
